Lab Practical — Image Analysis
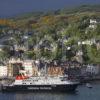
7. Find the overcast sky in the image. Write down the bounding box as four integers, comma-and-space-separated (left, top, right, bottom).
0, 0, 100, 17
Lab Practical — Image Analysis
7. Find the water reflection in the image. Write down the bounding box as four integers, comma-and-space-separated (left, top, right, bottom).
14, 91, 78, 100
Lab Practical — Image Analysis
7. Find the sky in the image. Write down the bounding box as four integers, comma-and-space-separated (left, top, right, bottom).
0, 0, 100, 17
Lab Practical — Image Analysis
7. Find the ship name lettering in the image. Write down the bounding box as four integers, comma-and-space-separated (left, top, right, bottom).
40, 87, 51, 90
28, 87, 39, 90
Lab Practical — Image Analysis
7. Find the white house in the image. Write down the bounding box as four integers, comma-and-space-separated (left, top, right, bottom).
96, 40, 100, 50
90, 19, 97, 24
0, 66, 7, 77
89, 19, 100, 29
86, 65, 99, 75
89, 19, 97, 29
23, 60, 33, 76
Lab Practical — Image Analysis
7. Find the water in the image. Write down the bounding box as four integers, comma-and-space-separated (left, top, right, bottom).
0, 84, 100, 100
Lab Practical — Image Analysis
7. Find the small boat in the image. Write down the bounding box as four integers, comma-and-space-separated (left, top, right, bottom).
86, 83, 92, 88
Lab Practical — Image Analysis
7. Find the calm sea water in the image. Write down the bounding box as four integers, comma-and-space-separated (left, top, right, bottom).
0, 84, 100, 100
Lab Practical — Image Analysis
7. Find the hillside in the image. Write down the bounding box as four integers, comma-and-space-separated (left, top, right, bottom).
0, 5, 100, 64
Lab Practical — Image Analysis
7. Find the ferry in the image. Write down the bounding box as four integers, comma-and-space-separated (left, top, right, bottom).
1, 75, 79, 92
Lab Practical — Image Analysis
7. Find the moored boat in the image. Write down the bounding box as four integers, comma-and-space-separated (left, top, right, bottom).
1, 75, 79, 92
86, 83, 93, 88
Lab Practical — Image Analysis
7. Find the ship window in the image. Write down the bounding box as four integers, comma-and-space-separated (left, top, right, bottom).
30, 83, 32, 84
